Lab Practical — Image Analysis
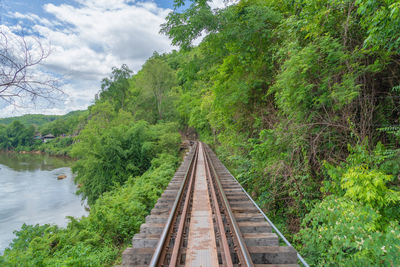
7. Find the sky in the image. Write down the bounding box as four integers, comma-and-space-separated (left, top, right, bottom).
0, 0, 186, 117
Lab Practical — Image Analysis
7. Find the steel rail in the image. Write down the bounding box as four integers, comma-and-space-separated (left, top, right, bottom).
149, 142, 198, 267
168, 147, 198, 266
203, 143, 254, 267
204, 144, 310, 267
203, 146, 234, 267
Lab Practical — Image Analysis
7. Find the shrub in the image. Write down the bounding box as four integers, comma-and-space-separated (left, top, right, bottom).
296, 196, 400, 266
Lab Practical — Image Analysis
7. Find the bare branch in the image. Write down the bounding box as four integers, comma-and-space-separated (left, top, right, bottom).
0, 27, 64, 107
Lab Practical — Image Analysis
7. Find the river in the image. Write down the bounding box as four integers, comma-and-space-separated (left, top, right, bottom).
0, 152, 88, 253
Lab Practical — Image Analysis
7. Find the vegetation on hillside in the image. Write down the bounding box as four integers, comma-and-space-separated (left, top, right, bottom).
0, 111, 88, 155
0, 55, 182, 265
0, 121, 37, 151
0, 114, 59, 126
159, 0, 400, 264
0, 154, 179, 266
1, 0, 400, 265
0, 111, 86, 127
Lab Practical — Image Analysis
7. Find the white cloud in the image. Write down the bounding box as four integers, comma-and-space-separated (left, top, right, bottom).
13, 12, 60, 28
1, 0, 174, 117
208, 0, 237, 10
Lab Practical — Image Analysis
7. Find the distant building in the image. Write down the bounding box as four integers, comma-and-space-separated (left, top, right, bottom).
42, 134, 55, 143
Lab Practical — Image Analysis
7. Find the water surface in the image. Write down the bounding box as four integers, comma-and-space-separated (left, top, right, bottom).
0, 152, 87, 253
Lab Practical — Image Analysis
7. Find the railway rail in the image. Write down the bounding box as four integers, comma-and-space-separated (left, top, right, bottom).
122, 142, 305, 266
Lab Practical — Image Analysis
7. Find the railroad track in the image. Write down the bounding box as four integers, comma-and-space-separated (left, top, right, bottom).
122, 142, 300, 266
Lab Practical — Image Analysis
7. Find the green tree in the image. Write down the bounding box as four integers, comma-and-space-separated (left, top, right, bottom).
135, 53, 177, 121
98, 64, 132, 111
1, 121, 35, 150
71, 100, 181, 204
296, 196, 400, 266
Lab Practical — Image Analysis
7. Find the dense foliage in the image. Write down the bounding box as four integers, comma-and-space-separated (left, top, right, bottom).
159, 0, 400, 264
0, 110, 87, 155
71, 108, 180, 204
2, 0, 400, 265
0, 153, 179, 266
0, 114, 59, 126
0, 48, 182, 266
0, 121, 37, 151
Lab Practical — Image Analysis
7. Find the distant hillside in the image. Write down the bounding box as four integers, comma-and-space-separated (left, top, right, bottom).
0, 111, 86, 127
0, 114, 59, 126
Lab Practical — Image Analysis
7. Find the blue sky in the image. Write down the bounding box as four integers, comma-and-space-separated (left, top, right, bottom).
2, 1, 78, 32
2, 0, 175, 22
0, 0, 177, 117
0, 0, 225, 117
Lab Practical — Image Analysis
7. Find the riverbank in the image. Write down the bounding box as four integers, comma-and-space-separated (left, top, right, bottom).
1, 147, 73, 158
0, 152, 87, 253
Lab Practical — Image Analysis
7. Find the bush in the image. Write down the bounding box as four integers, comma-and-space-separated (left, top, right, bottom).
296, 196, 400, 266
298, 142, 400, 266
0, 152, 180, 266
71, 117, 181, 205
